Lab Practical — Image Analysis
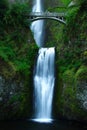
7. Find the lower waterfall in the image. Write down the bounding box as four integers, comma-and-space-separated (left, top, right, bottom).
32, 47, 55, 123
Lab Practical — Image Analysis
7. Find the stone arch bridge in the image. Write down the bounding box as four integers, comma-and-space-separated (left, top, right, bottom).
26, 12, 66, 24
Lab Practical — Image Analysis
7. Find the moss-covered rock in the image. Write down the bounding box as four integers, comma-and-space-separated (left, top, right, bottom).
75, 66, 87, 116
75, 66, 87, 80
0, 58, 16, 79
0, 59, 29, 120
51, 0, 87, 122
56, 66, 87, 122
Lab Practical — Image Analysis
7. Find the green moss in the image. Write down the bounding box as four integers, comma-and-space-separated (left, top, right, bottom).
75, 66, 87, 80
63, 69, 75, 84
0, 59, 16, 79
9, 92, 30, 117
61, 0, 72, 6
83, 51, 87, 57
56, 67, 87, 120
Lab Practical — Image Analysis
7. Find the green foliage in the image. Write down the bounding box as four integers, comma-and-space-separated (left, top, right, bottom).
8, 92, 30, 118
0, 0, 38, 77
4, 2, 29, 27
14, 60, 30, 74
56, 1, 87, 74
83, 50, 87, 64
75, 66, 87, 80
57, 45, 82, 73
3, 2, 30, 44
46, 0, 87, 121
57, 66, 87, 119
0, 41, 15, 61
63, 69, 75, 84
48, 6, 67, 12
61, 0, 72, 6
13, 43, 38, 76
66, 6, 79, 21
64, 7, 79, 42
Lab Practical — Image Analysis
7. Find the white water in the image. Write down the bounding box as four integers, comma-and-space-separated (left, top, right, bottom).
30, 0, 44, 47
33, 48, 55, 123
31, 0, 55, 123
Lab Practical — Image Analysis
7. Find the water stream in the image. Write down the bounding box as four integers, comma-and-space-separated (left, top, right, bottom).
30, 0, 45, 47
31, 0, 55, 123
33, 48, 55, 123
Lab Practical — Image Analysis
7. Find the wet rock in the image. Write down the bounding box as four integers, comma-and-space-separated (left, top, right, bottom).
77, 81, 87, 110
0, 74, 31, 120
56, 67, 87, 122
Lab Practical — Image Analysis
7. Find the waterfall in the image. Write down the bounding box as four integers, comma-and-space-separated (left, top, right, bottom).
33, 48, 55, 123
30, 0, 45, 47
31, 0, 55, 123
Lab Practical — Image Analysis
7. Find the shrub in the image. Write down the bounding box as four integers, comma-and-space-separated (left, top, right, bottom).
75, 66, 87, 80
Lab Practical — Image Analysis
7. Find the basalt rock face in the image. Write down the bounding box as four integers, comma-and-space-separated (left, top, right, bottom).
76, 66, 87, 118
45, 0, 87, 123
0, 59, 32, 120
55, 66, 87, 122
76, 81, 87, 111
0, 76, 25, 119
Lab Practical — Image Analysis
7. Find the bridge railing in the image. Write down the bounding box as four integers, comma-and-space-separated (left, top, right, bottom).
29, 12, 66, 17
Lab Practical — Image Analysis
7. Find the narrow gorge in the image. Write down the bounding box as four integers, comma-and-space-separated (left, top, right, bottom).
0, 0, 87, 129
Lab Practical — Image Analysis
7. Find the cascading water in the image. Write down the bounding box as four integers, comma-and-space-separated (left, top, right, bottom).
31, 0, 55, 123
30, 0, 45, 47
33, 48, 55, 123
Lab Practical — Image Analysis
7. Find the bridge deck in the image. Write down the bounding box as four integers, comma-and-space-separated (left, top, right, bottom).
28, 12, 66, 17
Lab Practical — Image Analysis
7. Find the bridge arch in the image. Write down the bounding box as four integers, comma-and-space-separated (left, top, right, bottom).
29, 16, 66, 24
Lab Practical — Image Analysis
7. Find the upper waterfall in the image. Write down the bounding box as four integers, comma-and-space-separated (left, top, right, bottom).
30, 0, 45, 47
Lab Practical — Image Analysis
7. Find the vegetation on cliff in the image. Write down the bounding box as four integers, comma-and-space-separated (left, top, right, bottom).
0, 0, 87, 122
44, 0, 87, 122
53, 0, 87, 121
0, 0, 38, 119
